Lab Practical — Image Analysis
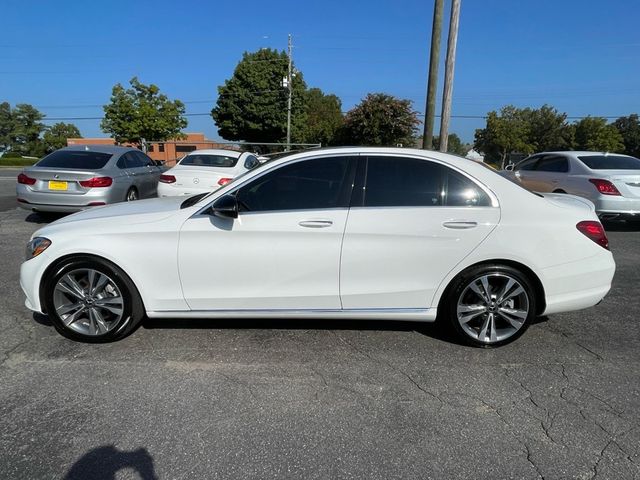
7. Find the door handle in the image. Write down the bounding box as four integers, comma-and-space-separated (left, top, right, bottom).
299, 220, 333, 228
443, 221, 478, 229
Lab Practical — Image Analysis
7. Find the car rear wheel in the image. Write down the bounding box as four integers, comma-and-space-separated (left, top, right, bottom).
442, 265, 537, 347
126, 187, 139, 201
43, 256, 144, 342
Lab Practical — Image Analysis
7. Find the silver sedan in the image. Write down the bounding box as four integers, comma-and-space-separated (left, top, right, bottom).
16, 145, 163, 213
502, 151, 640, 221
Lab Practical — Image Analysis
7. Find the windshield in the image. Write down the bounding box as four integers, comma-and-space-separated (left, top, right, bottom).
36, 150, 112, 170
578, 155, 640, 170
180, 154, 239, 168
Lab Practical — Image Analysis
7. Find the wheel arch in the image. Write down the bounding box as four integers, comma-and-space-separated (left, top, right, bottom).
39, 253, 145, 315
437, 259, 546, 316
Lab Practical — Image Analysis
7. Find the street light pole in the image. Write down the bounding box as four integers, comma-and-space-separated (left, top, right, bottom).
286, 33, 293, 151
439, 0, 461, 153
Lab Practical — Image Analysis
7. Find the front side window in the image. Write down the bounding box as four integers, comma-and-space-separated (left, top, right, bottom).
236, 157, 351, 212
134, 151, 154, 166
515, 156, 539, 171
535, 156, 569, 173
362, 156, 491, 208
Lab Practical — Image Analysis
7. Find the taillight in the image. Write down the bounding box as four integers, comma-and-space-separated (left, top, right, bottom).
80, 177, 113, 188
17, 173, 36, 185
160, 174, 176, 184
576, 221, 609, 250
589, 179, 620, 196
218, 177, 233, 186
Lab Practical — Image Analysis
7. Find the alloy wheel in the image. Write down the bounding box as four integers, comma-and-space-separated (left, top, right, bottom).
456, 273, 530, 344
127, 189, 138, 201
52, 268, 124, 336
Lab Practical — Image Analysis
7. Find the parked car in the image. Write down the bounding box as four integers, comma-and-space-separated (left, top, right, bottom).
157, 149, 260, 197
502, 151, 640, 221
21, 147, 615, 347
16, 145, 163, 213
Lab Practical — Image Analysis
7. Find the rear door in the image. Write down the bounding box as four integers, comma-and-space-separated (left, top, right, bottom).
340, 155, 500, 310
121, 152, 151, 197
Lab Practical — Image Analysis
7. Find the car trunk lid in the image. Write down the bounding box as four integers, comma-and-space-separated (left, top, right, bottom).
22, 167, 104, 195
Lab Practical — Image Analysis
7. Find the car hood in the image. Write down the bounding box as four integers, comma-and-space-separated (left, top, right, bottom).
32, 197, 192, 240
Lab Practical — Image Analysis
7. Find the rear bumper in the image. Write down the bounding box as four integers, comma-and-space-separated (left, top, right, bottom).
541, 250, 615, 316
593, 195, 640, 218
16, 184, 120, 212
157, 182, 213, 197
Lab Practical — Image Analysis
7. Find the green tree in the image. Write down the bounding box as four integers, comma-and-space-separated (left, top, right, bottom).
573, 117, 624, 152
11, 103, 46, 156
0, 102, 12, 151
338, 93, 420, 146
524, 105, 573, 151
302, 88, 343, 145
212, 49, 307, 144
101, 77, 187, 144
474, 106, 533, 168
613, 114, 640, 157
433, 133, 467, 156
43, 122, 82, 153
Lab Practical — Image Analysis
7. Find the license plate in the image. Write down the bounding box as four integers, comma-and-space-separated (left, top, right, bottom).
48, 180, 68, 191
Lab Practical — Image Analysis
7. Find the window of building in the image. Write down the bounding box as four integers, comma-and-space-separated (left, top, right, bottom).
158, 143, 165, 153
176, 145, 196, 153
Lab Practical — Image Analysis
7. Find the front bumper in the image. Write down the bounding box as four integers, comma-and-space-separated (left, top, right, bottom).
20, 253, 50, 314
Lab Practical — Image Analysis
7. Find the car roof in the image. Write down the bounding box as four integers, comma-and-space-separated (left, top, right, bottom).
534, 151, 634, 157
184, 149, 243, 157
60, 145, 139, 155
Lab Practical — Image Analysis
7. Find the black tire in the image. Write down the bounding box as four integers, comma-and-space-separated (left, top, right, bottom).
440, 264, 537, 348
552, 189, 566, 194
42, 256, 145, 343
126, 187, 139, 202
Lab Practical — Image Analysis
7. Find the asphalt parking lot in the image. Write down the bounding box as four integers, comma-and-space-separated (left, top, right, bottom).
0, 168, 639, 480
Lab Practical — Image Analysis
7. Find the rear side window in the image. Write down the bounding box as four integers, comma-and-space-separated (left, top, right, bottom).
37, 150, 112, 170
363, 156, 491, 207
121, 152, 145, 168
578, 155, 640, 170
237, 157, 351, 212
180, 154, 239, 168
535, 156, 569, 173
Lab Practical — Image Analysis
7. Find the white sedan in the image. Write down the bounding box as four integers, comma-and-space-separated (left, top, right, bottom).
157, 149, 260, 197
20, 147, 615, 347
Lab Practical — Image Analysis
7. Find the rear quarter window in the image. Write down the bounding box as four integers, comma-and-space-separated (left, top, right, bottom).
36, 150, 113, 170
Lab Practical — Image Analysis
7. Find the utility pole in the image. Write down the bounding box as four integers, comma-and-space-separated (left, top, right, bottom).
422, 0, 444, 150
286, 33, 293, 151
439, 0, 461, 153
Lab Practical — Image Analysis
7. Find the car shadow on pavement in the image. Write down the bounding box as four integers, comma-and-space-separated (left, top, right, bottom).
143, 317, 488, 347
24, 212, 67, 224
63, 445, 158, 480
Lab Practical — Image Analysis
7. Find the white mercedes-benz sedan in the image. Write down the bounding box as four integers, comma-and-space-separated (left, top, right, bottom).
157, 149, 260, 197
20, 147, 615, 347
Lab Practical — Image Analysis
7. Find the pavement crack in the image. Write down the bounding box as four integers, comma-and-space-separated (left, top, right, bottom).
575, 342, 604, 362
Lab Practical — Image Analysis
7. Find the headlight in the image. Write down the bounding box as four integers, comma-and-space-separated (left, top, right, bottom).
25, 237, 51, 260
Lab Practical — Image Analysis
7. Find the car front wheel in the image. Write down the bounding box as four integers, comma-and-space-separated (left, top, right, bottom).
43, 256, 144, 342
443, 265, 537, 347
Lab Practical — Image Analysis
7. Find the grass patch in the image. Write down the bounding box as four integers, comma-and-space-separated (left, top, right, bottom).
0, 157, 38, 167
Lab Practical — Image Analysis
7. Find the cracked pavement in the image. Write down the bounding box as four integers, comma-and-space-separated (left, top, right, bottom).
0, 175, 639, 479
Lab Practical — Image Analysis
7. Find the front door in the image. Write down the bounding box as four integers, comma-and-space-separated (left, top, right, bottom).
178, 155, 356, 310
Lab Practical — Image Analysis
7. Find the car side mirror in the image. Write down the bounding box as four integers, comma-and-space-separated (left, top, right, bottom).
505, 164, 514, 171
210, 194, 238, 219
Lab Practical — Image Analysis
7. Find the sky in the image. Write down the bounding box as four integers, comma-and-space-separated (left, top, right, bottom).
2, 0, 639, 144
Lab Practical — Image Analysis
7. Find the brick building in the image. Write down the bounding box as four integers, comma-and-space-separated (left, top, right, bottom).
67, 133, 230, 165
